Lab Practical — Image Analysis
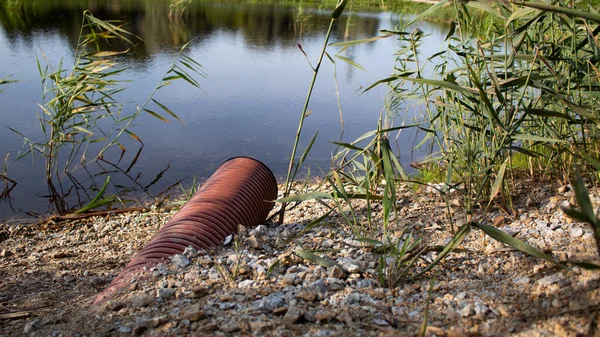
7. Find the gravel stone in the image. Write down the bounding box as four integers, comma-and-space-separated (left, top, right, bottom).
284, 306, 305, 324
170, 254, 190, 268
570, 227, 584, 237
328, 266, 345, 279
23, 319, 40, 334
538, 274, 562, 286
3, 180, 598, 337
130, 294, 153, 308
156, 288, 176, 299
238, 280, 254, 288
253, 292, 286, 312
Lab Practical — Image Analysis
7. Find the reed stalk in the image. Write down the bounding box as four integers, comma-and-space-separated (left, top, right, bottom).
278, 0, 348, 223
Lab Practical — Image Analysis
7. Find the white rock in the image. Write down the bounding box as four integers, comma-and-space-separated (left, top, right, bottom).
513, 276, 530, 284
473, 300, 490, 316
459, 303, 475, 317
538, 274, 561, 286
372, 318, 389, 326
570, 227, 584, 237
23, 319, 40, 334
238, 280, 255, 289
157, 288, 176, 300
253, 292, 285, 312
171, 254, 190, 268
408, 310, 420, 318
183, 245, 198, 259
117, 326, 131, 333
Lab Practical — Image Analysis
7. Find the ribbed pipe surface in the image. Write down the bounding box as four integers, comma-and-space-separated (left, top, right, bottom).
93, 157, 277, 304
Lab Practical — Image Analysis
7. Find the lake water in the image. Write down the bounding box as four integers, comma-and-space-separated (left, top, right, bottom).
0, 1, 449, 220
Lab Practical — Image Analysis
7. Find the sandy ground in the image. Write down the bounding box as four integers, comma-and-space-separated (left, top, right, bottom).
1, 180, 600, 336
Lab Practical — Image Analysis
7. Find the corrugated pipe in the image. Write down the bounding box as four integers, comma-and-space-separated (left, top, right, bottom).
93, 157, 277, 305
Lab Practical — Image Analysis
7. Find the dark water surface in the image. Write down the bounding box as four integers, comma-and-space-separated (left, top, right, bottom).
0, 1, 448, 220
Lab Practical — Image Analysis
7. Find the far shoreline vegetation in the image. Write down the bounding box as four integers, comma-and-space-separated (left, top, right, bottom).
0, 0, 472, 23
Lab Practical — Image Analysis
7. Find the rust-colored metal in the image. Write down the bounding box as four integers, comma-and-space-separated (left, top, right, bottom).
93, 157, 277, 304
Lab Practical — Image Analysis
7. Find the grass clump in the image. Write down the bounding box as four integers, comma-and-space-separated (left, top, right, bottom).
10, 10, 203, 215
282, 0, 600, 288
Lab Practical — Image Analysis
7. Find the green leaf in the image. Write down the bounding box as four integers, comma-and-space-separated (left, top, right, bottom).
513, 1, 600, 24
335, 55, 366, 71
76, 176, 114, 213
125, 130, 144, 144
570, 171, 597, 226
402, 0, 449, 28
511, 134, 566, 143
561, 208, 589, 223
329, 34, 394, 47
414, 223, 470, 278
489, 160, 507, 203
467, 1, 505, 18
524, 108, 571, 119
297, 131, 318, 168
565, 260, 600, 270
331, 0, 349, 19
385, 76, 477, 94
152, 98, 182, 123
144, 108, 170, 123
331, 141, 364, 152
444, 22, 457, 42
295, 247, 345, 271
302, 209, 334, 233
506, 7, 538, 26
473, 222, 555, 263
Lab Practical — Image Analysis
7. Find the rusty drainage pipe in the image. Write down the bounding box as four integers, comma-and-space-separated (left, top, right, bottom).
93, 157, 278, 304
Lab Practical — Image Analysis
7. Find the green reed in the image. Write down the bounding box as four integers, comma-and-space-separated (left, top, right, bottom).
382, 0, 600, 214
10, 11, 202, 214
372, 0, 600, 268
279, 0, 348, 222
280, 0, 600, 284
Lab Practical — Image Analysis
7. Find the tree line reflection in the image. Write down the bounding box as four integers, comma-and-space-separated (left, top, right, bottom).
0, 0, 382, 61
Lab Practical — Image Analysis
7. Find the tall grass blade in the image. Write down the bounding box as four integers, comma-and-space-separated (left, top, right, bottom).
473, 222, 555, 263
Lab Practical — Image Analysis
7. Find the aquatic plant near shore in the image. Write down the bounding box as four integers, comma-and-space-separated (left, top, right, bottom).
10, 11, 203, 214
279, 0, 349, 223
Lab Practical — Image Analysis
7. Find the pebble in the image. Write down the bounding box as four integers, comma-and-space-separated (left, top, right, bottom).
0, 248, 11, 258
247, 235, 260, 248
117, 326, 131, 333
254, 292, 286, 312
570, 227, 584, 237
23, 319, 40, 334
181, 304, 204, 322
459, 303, 475, 317
513, 276, 530, 284
238, 280, 255, 288
130, 294, 154, 308
372, 318, 389, 326
328, 266, 346, 279
538, 274, 562, 286
473, 300, 490, 317
183, 245, 198, 259
171, 254, 190, 268
284, 306, 305, 323
314, 310, 334, 322
157, 288, 176, 299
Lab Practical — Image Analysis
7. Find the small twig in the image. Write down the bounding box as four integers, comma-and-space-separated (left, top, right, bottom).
33, 204, 180, 226
0, 311, 30, 320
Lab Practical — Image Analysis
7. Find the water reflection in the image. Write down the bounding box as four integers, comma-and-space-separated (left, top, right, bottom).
0, 1, 381, 58
0, 0, 450, 219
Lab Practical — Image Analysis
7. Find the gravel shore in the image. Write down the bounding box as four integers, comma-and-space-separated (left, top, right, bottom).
1, 180, 599, 336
